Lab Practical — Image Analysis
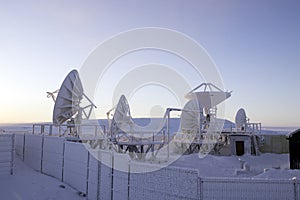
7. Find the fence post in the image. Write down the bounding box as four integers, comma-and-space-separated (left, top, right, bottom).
199, 177, 203, 200
22, 133, 25, 161
49, 125, 53, 136
127, 161, 131, 200
10, 134, 15, 175
41, 135, 45, 173
86, 151, 90, 197
97, 159, 101, 200
111, 153, 114, 200
293, 177, 298, 200
61, 140, 65, 182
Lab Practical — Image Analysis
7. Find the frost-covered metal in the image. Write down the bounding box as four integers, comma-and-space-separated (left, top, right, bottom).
0, 134, 14, 175
235, 108, 248, 131
107, 95, 168, 160
174, 83, 231, 154
52, 69, 96, 126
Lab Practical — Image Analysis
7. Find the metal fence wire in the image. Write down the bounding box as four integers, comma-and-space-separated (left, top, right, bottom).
14, 133, 300, 200
0, 134, 14, 175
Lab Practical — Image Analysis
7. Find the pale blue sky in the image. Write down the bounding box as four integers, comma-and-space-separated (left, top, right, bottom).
0, 0, 299, 126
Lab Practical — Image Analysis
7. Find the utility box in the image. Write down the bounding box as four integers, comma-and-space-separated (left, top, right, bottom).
287, 129, 300, 169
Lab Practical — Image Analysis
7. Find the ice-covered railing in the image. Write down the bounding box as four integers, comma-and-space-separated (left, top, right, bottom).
107, 95, 178, 160
32, 123, 106, 140
245, 122, 262, 134
227, 122, 262, 134
229, 108, 262, 134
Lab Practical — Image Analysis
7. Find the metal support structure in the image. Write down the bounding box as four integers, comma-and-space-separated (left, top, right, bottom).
31, 123, 106, 143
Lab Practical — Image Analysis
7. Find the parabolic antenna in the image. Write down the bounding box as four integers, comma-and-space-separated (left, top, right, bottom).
53, 69, 96, 125
109, 95, 166, 137
235, 108, 247, 130
185, 83, 231, 109
180, 99, 203, 132
110, 94, 134, 133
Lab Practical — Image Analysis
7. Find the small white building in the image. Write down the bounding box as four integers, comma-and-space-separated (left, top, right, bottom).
229, 134, 252, 156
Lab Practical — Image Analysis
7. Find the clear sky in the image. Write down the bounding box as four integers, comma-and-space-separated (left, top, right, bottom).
0, 0, 299, 126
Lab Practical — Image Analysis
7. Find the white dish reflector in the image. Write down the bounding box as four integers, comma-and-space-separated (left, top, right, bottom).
53, 70, 84, 125
185, 83, 231, 109
235, 108, 247, 129
180, 99, 203, 132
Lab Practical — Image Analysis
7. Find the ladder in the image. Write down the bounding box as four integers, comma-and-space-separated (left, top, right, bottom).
252, 135, 260, 156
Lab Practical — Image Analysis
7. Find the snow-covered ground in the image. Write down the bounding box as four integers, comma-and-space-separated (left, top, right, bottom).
171, 153, 293, 178
0, 157, 86, 200
0, 121, 299, 199
1, 151, 298, 200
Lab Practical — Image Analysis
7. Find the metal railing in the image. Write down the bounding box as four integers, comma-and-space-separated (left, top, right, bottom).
32, 123, 106, 139
229, 122, 262, 134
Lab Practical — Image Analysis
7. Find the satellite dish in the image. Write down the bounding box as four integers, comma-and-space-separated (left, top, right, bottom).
180, 99, 203, 133
185, 83, 231, 109
53, 69, 96, 125
109, 95, 165, 137
235, 108, 247, 130
110, 95, 134, 132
